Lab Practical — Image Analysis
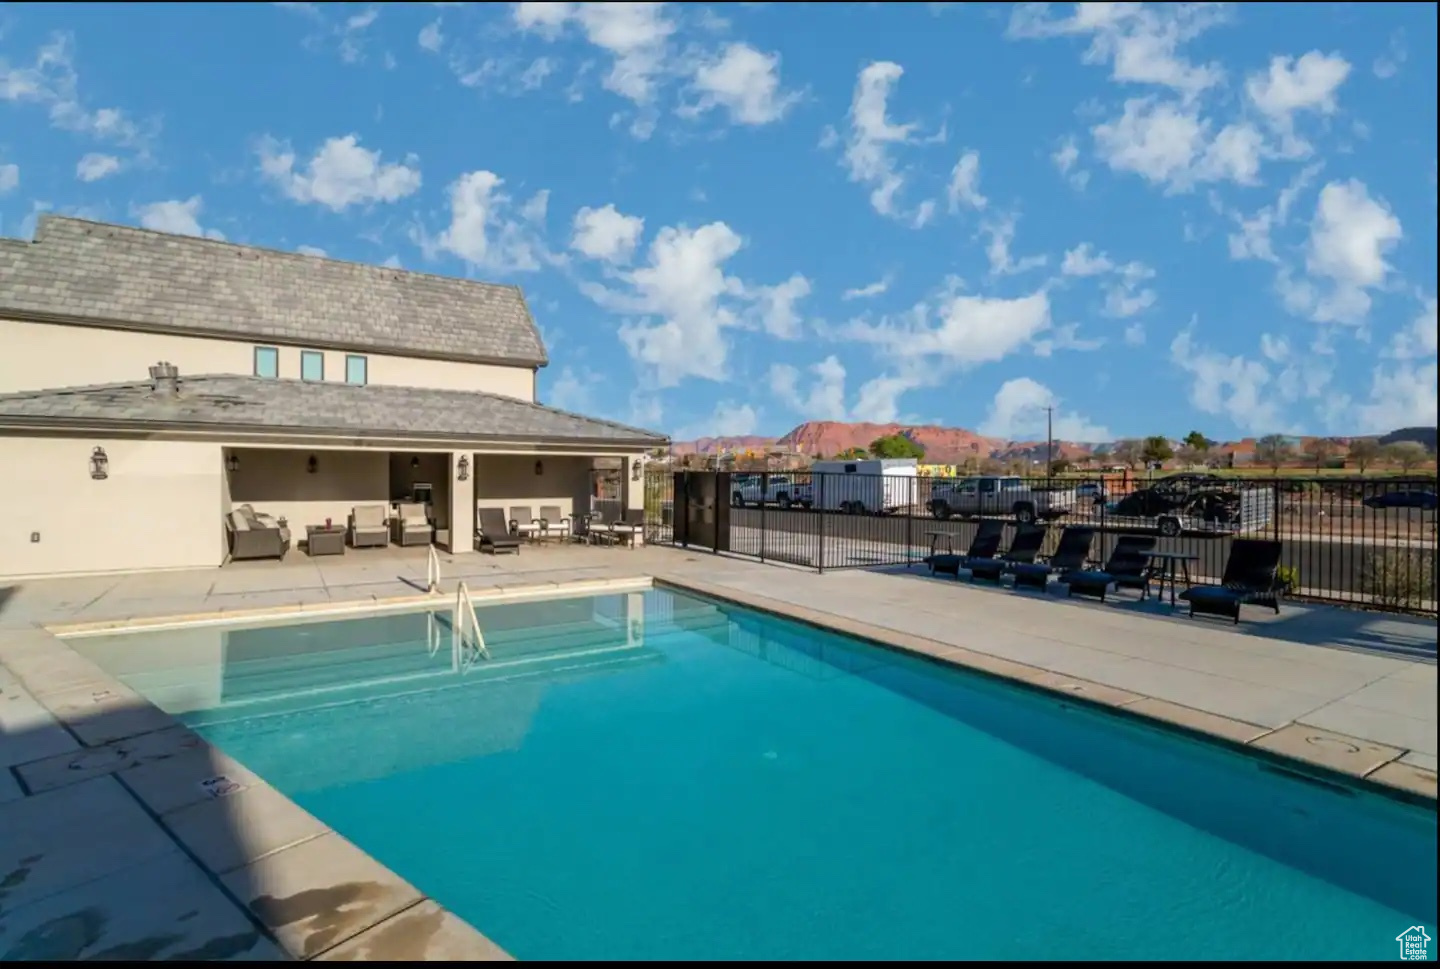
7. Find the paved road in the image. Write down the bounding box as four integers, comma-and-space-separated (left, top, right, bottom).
714, 507, 1437, 602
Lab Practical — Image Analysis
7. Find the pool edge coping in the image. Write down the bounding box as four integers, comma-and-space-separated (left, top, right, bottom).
652, 574, 1439, 808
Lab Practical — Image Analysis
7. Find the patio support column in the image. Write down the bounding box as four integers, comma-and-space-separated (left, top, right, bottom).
625, 453, 645, 546
448, 450, 475, 555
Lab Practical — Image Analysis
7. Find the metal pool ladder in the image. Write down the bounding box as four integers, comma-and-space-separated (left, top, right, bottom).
426, 543, 442, 594
455, 581, 490, 665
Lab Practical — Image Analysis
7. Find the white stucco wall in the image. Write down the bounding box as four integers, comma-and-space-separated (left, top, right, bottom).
0, 436, 225, 579
0, 319, 538, 401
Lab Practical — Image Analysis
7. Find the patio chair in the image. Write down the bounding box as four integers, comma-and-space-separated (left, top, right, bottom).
509, 506, 544, 542
965, 524, 1048, 583
609, 509, 645, 548
476, 507, 522, 555
224, 507, 289, 562
392, 502, 431, 547
1011, 526, 1096, 592
1060, 535, 1157, 602
927, 519, 1004, 577
1179, 538, 1284, 624
348, 505, 390, 548
538, 505, 571, 542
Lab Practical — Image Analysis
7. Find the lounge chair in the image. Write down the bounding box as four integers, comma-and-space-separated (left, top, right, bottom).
225, 506, 290, 562
509, 506, 543, 542
966, 524, 1048, 583
349, 505, 390, 548
538, 505, 571, 541
927, 519, 1004, 577
1011, 526, 1096, 592
392, 502, 431, 547
609, 509, 645, 548
1179, 538, 1284, 624
477, 507, 522, 555
1061, 535, 1157, 601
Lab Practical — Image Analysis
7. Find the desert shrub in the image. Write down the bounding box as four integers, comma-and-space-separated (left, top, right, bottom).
1362, 548, 1437, 610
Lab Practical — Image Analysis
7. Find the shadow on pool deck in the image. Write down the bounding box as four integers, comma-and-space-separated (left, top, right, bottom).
0, 637, 511, 961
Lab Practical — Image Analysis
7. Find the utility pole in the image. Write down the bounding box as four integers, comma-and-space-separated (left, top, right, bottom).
1045, 405, 1054, 481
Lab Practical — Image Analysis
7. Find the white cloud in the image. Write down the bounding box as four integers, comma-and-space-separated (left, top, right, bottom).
416, 170, 549, 274
676, 400, 760, 440
1373, 30, 1406, 80
1293, 179, 1402, 324
1227, 162, 1321, 263
982, 214, 1047, 276
0, 163, 17, 195
1007, 2, 1228, 99
841, 290, 1053, 371
1389, 294, 1438, 360
296, 245, 327, 257
835, 60, 932, 223
547, 364, 597, 413
1060, 243, 1113, 277
1168, 325, 1331, 435
1245, 50, 1351, 156
946, 149, 987, 212
0, 32, 154, 150
514, 1, 675, 117
1123, 322, 1146, 346
842, 276, 891, 301
978, 377, 1110, 442
257, 134, 421, 211
132, 196, 224, 240
769, 355, 848, 421
754, 274, 812, 340
1330, 361, 1438, 434
1051, 135, 1090, 190
570, 203, 645, 264
74, 152, 120, 182
418, 20, 443, 53
684, 42, 798, 125
1091, 97, 1266, 192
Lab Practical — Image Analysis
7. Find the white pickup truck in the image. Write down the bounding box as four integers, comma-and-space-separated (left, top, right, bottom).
730, 473, 814, 510
927, 476, 1077, 525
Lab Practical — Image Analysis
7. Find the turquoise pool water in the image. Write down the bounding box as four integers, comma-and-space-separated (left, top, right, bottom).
73, 587, 1437, 961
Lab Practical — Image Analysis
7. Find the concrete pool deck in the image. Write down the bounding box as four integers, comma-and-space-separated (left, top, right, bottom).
1, 543, 1436, 959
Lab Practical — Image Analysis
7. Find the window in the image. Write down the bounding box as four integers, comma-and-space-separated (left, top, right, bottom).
300, 351, 324, 382
253, 346, 279, 379
843, 463, 857, 474
345, 354, 368, 386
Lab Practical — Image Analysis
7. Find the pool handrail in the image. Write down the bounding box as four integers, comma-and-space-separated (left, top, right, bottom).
427, 543, 442, 594
456, 581, 490, 662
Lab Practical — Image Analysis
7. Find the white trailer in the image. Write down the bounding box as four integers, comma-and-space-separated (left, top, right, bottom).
809, 459, 918, 515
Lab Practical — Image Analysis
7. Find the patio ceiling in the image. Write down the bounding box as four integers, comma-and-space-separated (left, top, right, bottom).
0, 374, 667, 448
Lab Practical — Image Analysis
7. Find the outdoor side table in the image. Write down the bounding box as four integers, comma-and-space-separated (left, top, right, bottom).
306, 525, 346, 557
1145, 551, 1197, 607
923, 530, 955, 559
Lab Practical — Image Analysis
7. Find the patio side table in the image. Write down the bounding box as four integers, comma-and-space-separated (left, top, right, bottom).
306, 525, 346, 557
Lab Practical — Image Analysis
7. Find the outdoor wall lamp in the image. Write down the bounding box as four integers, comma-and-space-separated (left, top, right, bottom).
534, 460, 544, 476
226, 453, 240, 474
411, 456, 421, 470
306, 454, 318, 474
89, 446, 109, 480
457, 455, 470, 481
632, 460, 643, 481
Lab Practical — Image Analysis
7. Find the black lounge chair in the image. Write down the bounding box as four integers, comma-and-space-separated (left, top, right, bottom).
967, 524, 1048, 583
1061, 534, 1157, 601
1011, 526, 1096, 591
927, 519, 1004, 577
476, 507, 522, 555
1179, 538, 1284, 623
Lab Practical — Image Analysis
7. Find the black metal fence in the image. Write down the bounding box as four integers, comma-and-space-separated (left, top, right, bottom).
648, 469, 1438, 617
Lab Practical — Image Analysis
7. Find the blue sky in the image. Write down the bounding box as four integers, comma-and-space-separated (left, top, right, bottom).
1, 3, 1435, 444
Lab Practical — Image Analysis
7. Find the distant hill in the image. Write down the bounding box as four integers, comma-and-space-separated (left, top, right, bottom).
668, 421, 1438, 462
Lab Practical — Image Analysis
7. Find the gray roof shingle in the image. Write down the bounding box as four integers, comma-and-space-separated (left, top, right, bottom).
0, 375, 666, 446
0, 216, 549, 366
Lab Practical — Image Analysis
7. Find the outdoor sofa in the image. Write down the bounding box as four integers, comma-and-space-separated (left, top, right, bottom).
225, 504, 290, 562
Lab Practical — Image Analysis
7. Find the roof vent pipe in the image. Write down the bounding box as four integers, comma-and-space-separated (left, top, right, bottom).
149, 361, 180, 397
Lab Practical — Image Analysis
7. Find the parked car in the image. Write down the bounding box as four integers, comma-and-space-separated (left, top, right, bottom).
731, 473, 813, 509
1362, 488, 1439, 511
1075, 481, 1107, 504
929, 476, 1077, 525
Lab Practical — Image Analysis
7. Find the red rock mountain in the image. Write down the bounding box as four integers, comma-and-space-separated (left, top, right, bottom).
669, 421, 1100, 463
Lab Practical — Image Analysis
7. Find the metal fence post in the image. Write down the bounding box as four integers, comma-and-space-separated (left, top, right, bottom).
759, 471, 767, 564
905, 476, 915, 567
817, 473, 827, 574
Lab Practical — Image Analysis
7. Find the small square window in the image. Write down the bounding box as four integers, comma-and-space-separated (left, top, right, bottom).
254, 346, 279, 379
300, 351, 324, 382
345, 355, 368, 386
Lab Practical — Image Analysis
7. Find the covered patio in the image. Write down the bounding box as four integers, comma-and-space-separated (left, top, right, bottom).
0, 369, 666, 580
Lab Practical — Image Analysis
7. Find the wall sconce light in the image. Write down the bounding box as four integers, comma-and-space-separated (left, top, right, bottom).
632, 459, 643, 481
89, 446, 109, 480
534, 460, 544, 476
411, 456, 421, 470
457, 455, 470, 481
306, 454, 319, 475
226, 453, 240, 474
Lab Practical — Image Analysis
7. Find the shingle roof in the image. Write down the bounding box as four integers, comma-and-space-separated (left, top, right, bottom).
0, 375, 666, 446
0, 215, 548, 367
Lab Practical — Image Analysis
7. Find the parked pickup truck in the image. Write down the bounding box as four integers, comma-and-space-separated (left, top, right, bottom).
928, 476, 1076, 525
731, 473, 814, 510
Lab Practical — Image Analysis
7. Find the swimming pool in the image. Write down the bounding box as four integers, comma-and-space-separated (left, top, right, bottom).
71, 586, 1437, 961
